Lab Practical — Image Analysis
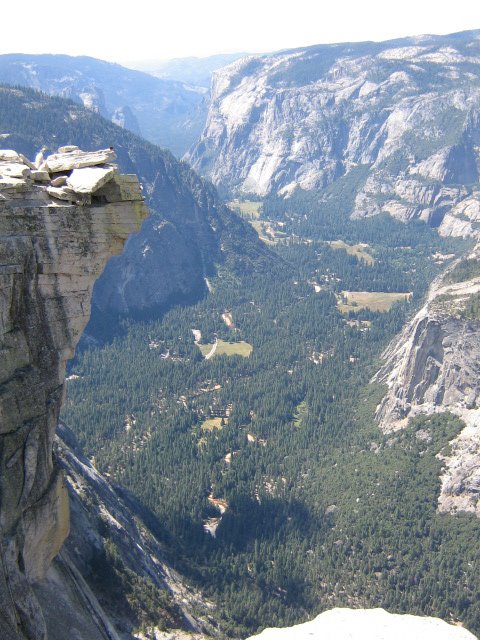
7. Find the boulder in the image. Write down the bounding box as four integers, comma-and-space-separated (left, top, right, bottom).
50, 176, 67, 187
0, 176, 27, 190
31, 170, 50, 183
44, 148, 116, 173
0, 150, 22, 162
47, 186, 91, 205
19, 154, 36, 170
57, 145, 80, 153
0, 162, 31, 179
66, 165, 116, 194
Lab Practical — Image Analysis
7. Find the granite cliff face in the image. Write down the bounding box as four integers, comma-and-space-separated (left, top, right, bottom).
373, 248, 480, 517
0, 147, 147, 639
187, 30, 480, 236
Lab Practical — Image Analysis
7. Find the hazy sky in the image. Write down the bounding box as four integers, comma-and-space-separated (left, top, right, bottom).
3, 0, 479, 63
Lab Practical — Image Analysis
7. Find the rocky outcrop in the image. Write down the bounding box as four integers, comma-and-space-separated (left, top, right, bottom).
0, 147, 148, 639
111, 106, 142, 138
187, 30, 480, 235
246, 608, 477, 640
373, 249, 480, 517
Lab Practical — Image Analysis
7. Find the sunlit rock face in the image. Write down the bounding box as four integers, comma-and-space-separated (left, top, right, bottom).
373, 246, 480, 518
0, 147, 147, 640
245, 607, 477, 640
187, 30, 480, 236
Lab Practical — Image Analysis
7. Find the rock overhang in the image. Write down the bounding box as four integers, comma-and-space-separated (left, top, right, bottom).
0, 145, 148, 640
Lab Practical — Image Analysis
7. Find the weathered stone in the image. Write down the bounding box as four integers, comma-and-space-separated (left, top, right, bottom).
34, 148, 48, 169
23, 471, 70, 584
57, 145, 79, 154
66, 165, 115, 194
0, 176, 27, 190
50, 176, 67, 187
246, 608, 477, 640
46, 186, 91, 205
31, 170, 50, 183
0, 162, 31, 178
46, 186, 77, 201
44, 148, 116, 173
0, 149, 22, 162
95, 172, 143, 202
0, 151, 148, 639
19, 154, 36, 170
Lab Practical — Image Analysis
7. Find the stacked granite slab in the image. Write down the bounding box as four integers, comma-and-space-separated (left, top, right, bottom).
0, 146, 126, 206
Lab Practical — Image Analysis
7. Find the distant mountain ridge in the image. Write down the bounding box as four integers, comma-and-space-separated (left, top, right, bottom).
131, 52, 251, 88
187, 29, 480, 237
0, 54, 207, 156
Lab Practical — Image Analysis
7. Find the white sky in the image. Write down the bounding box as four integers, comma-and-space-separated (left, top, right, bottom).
3, 0, 479, 64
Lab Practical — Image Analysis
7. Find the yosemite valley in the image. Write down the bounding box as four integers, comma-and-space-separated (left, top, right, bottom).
0, 27, 480, 640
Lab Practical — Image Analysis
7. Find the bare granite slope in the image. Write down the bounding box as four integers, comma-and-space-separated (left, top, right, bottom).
373, 247, 480, 517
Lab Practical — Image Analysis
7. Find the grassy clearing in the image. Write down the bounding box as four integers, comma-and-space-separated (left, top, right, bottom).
293, 400, 308, 428
196, 340, 253, 358
201, 417, 224, 431
216, 340, 253, 357
229, 200, 263, 219
328, 240, 375, 266
197, 343, 214, 357
337, 291, 412, 313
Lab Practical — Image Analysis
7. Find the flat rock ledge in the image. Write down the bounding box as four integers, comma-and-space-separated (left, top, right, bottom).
0, 147, 148, 640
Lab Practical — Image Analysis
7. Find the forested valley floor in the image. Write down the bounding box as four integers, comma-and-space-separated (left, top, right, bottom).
63, 193, 480, 637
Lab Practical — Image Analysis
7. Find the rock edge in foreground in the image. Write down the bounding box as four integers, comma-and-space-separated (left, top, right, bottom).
246, 607, 477, 640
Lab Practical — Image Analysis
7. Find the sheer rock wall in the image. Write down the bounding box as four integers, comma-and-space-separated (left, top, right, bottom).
373, 248, 480, 518
0, 148, 148, 639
